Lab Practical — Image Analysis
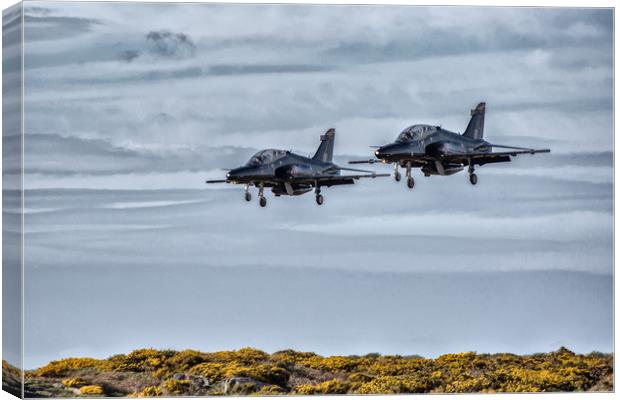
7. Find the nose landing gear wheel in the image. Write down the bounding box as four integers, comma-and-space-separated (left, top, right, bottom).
407, 177, 415, 189
469, 173, 478, 185
259, 196, 267, 207
316, 194, 324, 205
394, 171, 401, 182
244, 192, 252, 202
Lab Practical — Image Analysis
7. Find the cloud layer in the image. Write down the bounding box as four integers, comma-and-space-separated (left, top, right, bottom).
22, 2, 613, 175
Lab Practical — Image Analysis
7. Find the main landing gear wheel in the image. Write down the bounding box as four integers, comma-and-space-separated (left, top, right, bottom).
405, 162, 413, 189
258, 183, 266, 207
244, 192, 252, 202
467, 160, 477, 186
393, 164, 401, 182
315, 185, 324, 205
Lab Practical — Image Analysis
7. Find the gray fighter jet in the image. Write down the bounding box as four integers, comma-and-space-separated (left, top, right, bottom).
350, 102, 550, 188
206, 129, 389, 207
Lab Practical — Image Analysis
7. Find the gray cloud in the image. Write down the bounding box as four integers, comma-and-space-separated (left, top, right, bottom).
118, 49, 141, 63
146, 30, 196, 59
318, 8, 612, 65
23, 6, 52, 16
208, 64, 333, 76
24, 14, 101, 41
58, 64, 333, 85
21, 133, 256, 176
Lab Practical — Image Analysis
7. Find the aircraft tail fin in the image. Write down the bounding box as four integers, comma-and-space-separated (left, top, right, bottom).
312, 128, 335, 163
463, 102, 485, 140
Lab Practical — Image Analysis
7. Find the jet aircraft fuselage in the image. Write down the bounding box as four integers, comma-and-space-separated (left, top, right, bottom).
207, 129, 388, 207
374, 125, 492, 166
351, 102, 550, 187
227, 151, 342, 184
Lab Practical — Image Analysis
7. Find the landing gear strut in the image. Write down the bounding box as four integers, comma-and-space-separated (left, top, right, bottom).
258, 183, 267, 207
315, 186, 324, 205
394, 164, 401, 182
468, 163, 478, 185
244, 184, 252, 202
406, 162, 414, 189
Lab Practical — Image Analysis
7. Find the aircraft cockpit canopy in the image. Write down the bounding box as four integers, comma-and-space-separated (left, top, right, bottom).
246, 149, 288, 166
396, 124, 437, 142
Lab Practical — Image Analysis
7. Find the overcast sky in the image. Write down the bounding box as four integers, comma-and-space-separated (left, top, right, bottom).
9, 2, 614, 368
17, 2, 613, 189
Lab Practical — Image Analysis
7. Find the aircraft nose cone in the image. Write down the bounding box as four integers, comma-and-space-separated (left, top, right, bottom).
375, 143, 404, 160
226, 167, 249, 181
375, 146, 389, 159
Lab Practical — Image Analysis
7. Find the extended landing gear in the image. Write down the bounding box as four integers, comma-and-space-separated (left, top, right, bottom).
394, 164, 401, 182
258, 184, 267, 207
405, 162, 414, 189
244, 184, 252, 202
315, 186, 324, 205
468, 163, 478, 185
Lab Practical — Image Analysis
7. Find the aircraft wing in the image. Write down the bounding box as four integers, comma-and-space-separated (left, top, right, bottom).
349, 159, 388, 165
290, 173, 390, 186
443, 148, 551, 165
350, 148, 550, 166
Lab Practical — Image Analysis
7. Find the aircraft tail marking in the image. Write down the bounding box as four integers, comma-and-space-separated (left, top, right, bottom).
463, 102, 485, 140
312, 128, 335, 163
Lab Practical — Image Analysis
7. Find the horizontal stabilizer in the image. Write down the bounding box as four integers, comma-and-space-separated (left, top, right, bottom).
348, 159, 382, 164
338, 166, 377, 174
489, 144, 551, 154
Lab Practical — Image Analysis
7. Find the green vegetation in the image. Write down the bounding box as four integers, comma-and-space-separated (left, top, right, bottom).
5, 346, 613, 397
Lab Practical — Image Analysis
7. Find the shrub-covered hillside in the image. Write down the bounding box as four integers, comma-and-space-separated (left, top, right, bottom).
6, 347, 613, 397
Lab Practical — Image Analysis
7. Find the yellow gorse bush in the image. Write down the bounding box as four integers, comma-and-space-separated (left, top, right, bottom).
25, 347, 612, 396
356, 374, 439, 394
35, 358, 102, 377
295, 379, 351, 395
78, 385, 105, 395
188, 361, 290, 387
251, 384, 286, 395
301, 356, 362, 372
128, 386, 163, 397
100, 349, 176, 372
61, 377, 87, 388
270, 350, 318, 365
162, 378, 191, 394
189, 362, 227, 382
